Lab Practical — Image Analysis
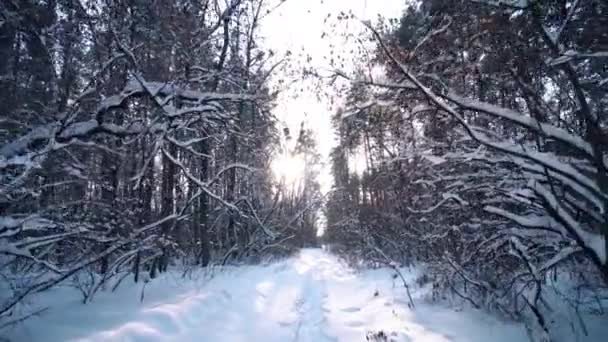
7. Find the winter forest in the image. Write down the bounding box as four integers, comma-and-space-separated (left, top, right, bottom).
0, 0, 607, 341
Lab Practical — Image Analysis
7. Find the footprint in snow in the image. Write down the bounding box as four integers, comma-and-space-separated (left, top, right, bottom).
219, 290, 232, 301
278, 321, 293, 327
341, 307, 361, 313
346, 321, 366, 328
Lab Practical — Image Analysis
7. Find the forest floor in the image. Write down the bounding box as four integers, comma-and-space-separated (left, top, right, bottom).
5, 248, 529, 342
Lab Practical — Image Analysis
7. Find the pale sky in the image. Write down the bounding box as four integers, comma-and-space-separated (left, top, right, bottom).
261, 0, 405, 193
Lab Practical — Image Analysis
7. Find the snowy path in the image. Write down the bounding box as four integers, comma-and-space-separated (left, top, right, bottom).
5, 249, 527, 342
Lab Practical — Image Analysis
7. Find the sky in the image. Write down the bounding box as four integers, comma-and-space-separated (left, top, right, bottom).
260, 0, 405, 193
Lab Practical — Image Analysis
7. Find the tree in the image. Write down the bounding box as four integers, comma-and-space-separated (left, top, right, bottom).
327, 1, 607, 340
0, 0, 295, 326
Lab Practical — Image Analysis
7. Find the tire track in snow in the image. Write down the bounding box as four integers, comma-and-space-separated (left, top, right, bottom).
291, 252, 336, 342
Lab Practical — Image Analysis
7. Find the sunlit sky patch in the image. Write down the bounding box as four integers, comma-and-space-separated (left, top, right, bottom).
261, 0, 404, 193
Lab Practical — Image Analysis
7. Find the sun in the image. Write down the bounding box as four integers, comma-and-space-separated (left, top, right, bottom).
271, 153, 306, 186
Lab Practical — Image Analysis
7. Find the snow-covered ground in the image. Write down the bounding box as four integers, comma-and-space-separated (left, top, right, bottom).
4, 248, 528, 342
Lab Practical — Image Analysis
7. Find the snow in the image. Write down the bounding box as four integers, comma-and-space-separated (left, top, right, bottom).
3, 248, 529, 342
123, 77, 258, 104
532, 181, 607, 264
421, 153, 446, 165
0, 216, 56, 238
549, 50, 608, 66
409, 193, 468, 214
0, 125, 56, 159
484, 206, 558, 231
444, 92, 597, 161
59, 120, 98, 139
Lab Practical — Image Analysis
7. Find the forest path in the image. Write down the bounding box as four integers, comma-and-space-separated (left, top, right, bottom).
6, 248, 527, 342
